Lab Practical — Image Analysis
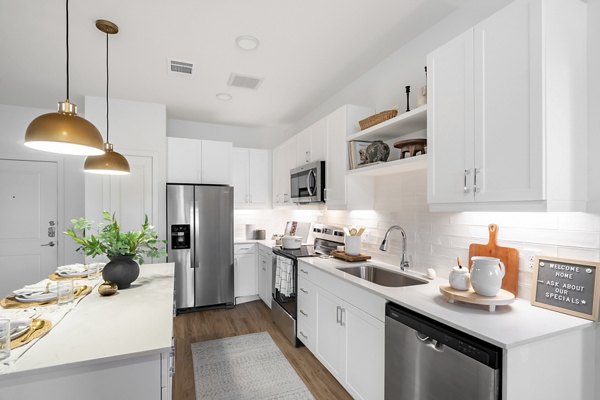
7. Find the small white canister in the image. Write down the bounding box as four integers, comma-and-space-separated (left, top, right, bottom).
449, 266, 471, 291
345, 236, 361, 256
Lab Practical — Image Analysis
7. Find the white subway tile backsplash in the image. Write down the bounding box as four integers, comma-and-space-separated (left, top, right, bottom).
246, 170, 600, 300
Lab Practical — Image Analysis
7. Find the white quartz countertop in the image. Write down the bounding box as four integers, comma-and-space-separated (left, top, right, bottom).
0, 263, 174, 378
299, 257, 594, 349
234, 240, 276, 248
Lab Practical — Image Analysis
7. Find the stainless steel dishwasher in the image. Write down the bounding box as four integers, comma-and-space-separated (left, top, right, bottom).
385, 303, 502, 400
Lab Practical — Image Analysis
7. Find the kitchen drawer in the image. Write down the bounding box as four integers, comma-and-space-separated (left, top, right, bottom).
298, 260, 385, 322
298, 276, 316, 317
258, 245, 273, 258
297, 319, 316, 353
234, 243, 257, 254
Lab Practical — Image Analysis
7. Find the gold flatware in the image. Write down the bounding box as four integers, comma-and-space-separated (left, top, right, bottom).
21, 319, 45, 343
74, 285, 87, 297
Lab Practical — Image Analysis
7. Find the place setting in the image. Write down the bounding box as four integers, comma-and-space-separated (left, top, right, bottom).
1, 279, 94, 309
48, 263, 104, 281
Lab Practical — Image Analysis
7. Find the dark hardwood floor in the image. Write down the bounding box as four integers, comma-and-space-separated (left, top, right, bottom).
173, 300, 352, 400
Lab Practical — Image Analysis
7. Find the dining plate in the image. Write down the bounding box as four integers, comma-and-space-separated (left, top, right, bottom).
57, 270, 88, 277
15, 292, 57, 303
10, 323, 30, 340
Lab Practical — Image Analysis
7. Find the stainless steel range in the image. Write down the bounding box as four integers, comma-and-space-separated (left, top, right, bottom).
271, 224, 345, 346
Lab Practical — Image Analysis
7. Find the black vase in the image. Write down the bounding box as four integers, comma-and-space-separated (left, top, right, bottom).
102, 255, 140, 289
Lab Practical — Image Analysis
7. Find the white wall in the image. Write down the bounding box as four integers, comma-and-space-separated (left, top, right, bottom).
588, 0, 600, 211
84, 96, 167, 243
281, 0, 511, 142
0, 103, 84, 265
168, 119, 276, 149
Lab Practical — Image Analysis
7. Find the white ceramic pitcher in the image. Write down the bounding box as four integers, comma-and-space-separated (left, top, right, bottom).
470, 256, 505, 297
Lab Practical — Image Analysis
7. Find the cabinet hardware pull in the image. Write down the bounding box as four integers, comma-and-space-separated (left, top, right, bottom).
336, 306, 341, 324
300, 288, 308, 294
340, 307, 346, 326
299, 331, 308, 339
324, 188, 328, 201
473, 168, 480, 193
463, 169, 471, 194
300, 269, 308, 275
300, 309, 308, 317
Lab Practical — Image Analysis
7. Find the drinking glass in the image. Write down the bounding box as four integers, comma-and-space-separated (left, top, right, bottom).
0, 319, 10, 362
57, 280, 75, 305
87, 263, 101, 280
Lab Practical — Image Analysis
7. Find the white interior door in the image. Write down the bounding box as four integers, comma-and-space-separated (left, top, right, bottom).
85, 153, 158, 262
0, 159, 57, 297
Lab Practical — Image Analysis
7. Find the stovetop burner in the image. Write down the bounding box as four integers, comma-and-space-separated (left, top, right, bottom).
273, 244, 317, 259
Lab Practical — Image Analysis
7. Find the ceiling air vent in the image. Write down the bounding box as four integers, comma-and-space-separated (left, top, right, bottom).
227, 73, 263, 90
168, 59, 193, 76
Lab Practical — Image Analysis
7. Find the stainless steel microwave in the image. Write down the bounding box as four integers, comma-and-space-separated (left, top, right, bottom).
290, 161, 325, 203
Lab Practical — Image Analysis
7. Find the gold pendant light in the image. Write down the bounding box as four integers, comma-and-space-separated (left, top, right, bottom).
84, 20, 130, 175
24, 0, 104, 156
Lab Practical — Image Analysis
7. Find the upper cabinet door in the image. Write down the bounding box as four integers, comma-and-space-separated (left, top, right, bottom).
201, 140, 233, 185
248, 149, 270, 206
427, 29, 474, 204
232, 148, 250, 205
310, 118, 327, 162
167, 137, 200, 183
473, 0, 543, 202
296, 127, 312, 167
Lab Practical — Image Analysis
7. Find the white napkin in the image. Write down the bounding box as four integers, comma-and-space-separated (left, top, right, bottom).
12, 282, 57, 296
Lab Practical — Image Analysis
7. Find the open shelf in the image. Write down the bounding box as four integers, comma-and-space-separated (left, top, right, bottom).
347, 105, 427, 142
346, 154, 427, 177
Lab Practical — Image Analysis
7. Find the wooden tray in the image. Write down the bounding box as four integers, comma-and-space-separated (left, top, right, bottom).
469, 224, 519, 296
331, 250, 371, 262
439, 285, 515, 312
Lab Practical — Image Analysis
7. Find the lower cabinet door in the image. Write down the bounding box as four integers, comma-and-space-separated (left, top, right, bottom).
344, 303, 385, 400
257, 254, 272, 307
234, 253, 257, 298
315, 288, 345, 379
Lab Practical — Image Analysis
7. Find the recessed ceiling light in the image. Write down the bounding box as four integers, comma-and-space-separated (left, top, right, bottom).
235, 35, 260, 51
216, 93, 232, 101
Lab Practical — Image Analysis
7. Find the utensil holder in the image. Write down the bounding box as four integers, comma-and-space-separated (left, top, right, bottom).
345, 236, 361, 256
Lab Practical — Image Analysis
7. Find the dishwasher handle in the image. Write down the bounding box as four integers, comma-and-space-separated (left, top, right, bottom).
416, 331, 445, 353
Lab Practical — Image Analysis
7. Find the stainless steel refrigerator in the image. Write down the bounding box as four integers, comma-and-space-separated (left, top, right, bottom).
167, 184, 234, 311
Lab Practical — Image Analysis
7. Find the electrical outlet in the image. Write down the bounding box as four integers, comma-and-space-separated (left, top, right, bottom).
520, 249, 542, 271
362, 230, 370, 242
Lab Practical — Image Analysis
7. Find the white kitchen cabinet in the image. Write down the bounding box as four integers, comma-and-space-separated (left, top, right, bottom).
272, 136, 297, 206
427, 0, 586, 211
299, 260, 384, 400
295, 119, 327, 167
325, 105, 375, 210
257, 245, 273, 308
233, 148, 270, 208
167, 137, 232, 185
234, 244, 258, 303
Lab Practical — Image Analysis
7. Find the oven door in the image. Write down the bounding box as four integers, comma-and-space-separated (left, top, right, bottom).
271, 253, 299, 346
290, 161, 324, 203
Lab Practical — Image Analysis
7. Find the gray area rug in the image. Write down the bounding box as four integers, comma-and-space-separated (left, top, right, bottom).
191, 332, 315, 400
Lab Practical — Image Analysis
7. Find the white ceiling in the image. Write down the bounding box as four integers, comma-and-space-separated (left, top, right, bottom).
0, 0, 463, 131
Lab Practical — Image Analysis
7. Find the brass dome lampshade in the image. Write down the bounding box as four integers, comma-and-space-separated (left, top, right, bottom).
84, 20, 130, 175
24, 0, 104, 156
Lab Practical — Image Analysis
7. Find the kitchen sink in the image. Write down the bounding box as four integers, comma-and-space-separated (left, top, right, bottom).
336, 265, 428, 288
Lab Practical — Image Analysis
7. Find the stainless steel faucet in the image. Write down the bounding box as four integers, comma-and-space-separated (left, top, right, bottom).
379, 225, 410, 271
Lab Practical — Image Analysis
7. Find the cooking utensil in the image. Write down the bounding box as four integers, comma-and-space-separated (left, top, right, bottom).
349, 227, 358, 236
468, 224, 519, 296
20, 319, 45, 343
356, 227, 366, 236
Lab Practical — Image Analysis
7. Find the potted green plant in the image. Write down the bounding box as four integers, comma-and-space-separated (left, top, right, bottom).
65, 211, 166, 289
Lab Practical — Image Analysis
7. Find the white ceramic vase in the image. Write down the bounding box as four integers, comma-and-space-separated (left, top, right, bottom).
470, 256, 505, 297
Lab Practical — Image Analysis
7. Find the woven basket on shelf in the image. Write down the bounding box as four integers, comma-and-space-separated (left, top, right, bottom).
358, 109, 398, 130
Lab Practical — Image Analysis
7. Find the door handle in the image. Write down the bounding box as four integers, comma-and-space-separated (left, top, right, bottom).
306, 170, 316, 196
336, 306, 341, 324
299, 309, 308, 317
300, 288, 308, 294
473, 168, 480, 193
340, 307, 346, 326
41, 241, 55, 247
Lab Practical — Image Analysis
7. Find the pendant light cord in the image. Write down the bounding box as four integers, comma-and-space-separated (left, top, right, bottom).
66, 0, 70, 101
106, 31, 109, 143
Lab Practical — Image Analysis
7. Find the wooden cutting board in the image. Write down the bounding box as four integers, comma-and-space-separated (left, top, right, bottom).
468, 224, 519, 296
